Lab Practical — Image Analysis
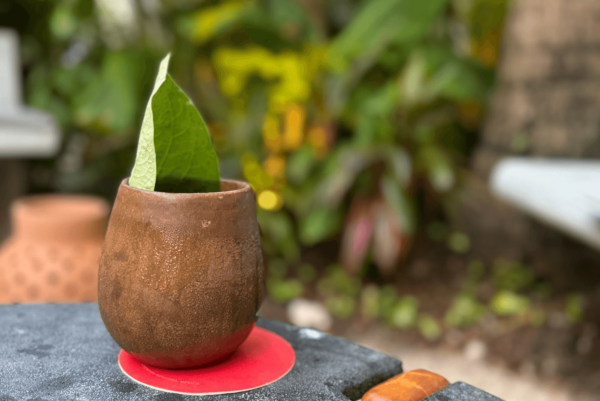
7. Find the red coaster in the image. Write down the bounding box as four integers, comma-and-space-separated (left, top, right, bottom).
118, 327, 296, 395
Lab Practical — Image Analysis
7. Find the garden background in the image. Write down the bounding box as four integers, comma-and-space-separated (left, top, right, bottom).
1, 1, 599, 400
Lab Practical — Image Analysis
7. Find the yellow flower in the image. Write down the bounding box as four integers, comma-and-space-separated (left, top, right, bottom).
282, 103, 306, 151
213, 46, 319, 115
257, 190, 283, 211
221, 72, 247, 97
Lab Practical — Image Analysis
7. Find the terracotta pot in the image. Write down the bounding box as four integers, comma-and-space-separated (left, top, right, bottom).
0, 195, 109, 304
98, 179, 265, 369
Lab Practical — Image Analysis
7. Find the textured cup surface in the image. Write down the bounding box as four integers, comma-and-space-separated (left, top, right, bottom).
98, 179, 265, 369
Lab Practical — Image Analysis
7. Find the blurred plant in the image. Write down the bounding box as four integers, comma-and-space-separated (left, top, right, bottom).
317, 264, 360, 318
565, 293, 585, 324
190, 0, 500, 278
10, 0, 507, 309
418, 314, 443, 341
445, 293, 486, 328
527, 308, 546, 327
490, 290, 530, 317
389, 295, 419, 329
492, 259, 536, 292
266, 258, 305, 303
447, 231, 471, 254
360, 284, 382, 319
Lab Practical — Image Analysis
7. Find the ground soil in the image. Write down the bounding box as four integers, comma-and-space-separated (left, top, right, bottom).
259, 236, 600, 401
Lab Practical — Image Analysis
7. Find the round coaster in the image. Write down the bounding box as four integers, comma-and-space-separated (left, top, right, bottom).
118, 327, 296, 395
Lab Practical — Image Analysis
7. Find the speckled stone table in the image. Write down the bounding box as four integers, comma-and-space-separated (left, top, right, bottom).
0, 304, 502, 400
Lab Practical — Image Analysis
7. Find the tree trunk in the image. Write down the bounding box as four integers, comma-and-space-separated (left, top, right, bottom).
462, 0, 600, 290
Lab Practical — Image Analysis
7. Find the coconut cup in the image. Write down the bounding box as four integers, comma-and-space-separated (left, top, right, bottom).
98, 178, 265, 369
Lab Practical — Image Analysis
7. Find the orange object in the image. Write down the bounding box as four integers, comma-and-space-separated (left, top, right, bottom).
362, 369, 450, 401
0, 195, 109, 303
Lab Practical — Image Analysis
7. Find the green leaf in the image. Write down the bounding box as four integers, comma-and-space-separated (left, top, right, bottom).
299, 207, 343, 245
287, 145, 317, 185
389, 296, 419, 329
445, 293, 486, 328
328, 0, 448, 70
152, 76, 220, 193
73, 52, 146, 134
50, 4, 78, 40
565, 294, 585, 324
129, 54, 220, 193
325, 295, 356, 319
361, 284, 381, 318
490, 290, 530, 317
378, 285, 399, 320
380, 173, 416, 234
267, 277, 304, 303
418, 146, 455, 192
399, 45, 493, 105
447, 232, 471, 253
130, 54, 171, 191
317, 265, 362, 297
418, 314, 442, 341
492, 259, 536, 291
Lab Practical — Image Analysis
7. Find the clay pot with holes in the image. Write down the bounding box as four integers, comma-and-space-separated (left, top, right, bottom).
0, 195, 109, 304
98, 179, 266, 369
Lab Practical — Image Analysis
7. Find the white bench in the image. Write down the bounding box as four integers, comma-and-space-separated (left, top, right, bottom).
491, 157, 600, 252
0, 29, 60, 156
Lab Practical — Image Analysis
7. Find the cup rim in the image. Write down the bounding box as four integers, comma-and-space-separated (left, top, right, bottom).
121, 178, 252, 198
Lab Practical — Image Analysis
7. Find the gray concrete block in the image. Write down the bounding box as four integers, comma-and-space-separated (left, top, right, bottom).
424, 382, 503, 401
0, 303, 403, 400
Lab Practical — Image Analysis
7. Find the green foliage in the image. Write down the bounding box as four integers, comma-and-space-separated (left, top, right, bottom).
267, 277, 304, 303
381, 173, 416, 234
129, 54, 170, 191
468, 260, 486, 281
152, 76, 220, 193
328, 0, 449, 71
74, 52, 148, 134
418, 314, 443, 341
297, 263, 317, 283
299, 207, 343, 246
268, 258, 288, 279
389, 296, 419, 329
447, 232, 471, 254
528, 308, 546, 327
360, 284, 382, 319
492, 259, 536, 292
266, 258, 304, 303
15, 0, 507, 310
317, 265, 362, 298
130, 55, 220, 193
445, 293, 486, 328
427, 221, 448, 242
565, 294, 585, 324
325, 295, 357, 319
379, 285, 401, 320
490, 290, 530, 317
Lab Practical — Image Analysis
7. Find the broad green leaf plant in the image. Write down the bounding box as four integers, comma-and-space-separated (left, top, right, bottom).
129, 54, 220, 193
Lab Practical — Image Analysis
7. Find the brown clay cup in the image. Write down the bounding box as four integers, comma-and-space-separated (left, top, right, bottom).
98, 179, 265, 369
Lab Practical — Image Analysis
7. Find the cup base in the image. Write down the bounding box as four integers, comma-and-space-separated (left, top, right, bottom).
118, 327, 296, 395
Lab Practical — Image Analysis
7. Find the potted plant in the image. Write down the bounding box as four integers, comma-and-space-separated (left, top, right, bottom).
98, 55, 265, 369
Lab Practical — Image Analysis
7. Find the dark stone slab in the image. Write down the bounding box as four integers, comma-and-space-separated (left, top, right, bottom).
424, 382, 503, 401
0, 304, 402, 400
